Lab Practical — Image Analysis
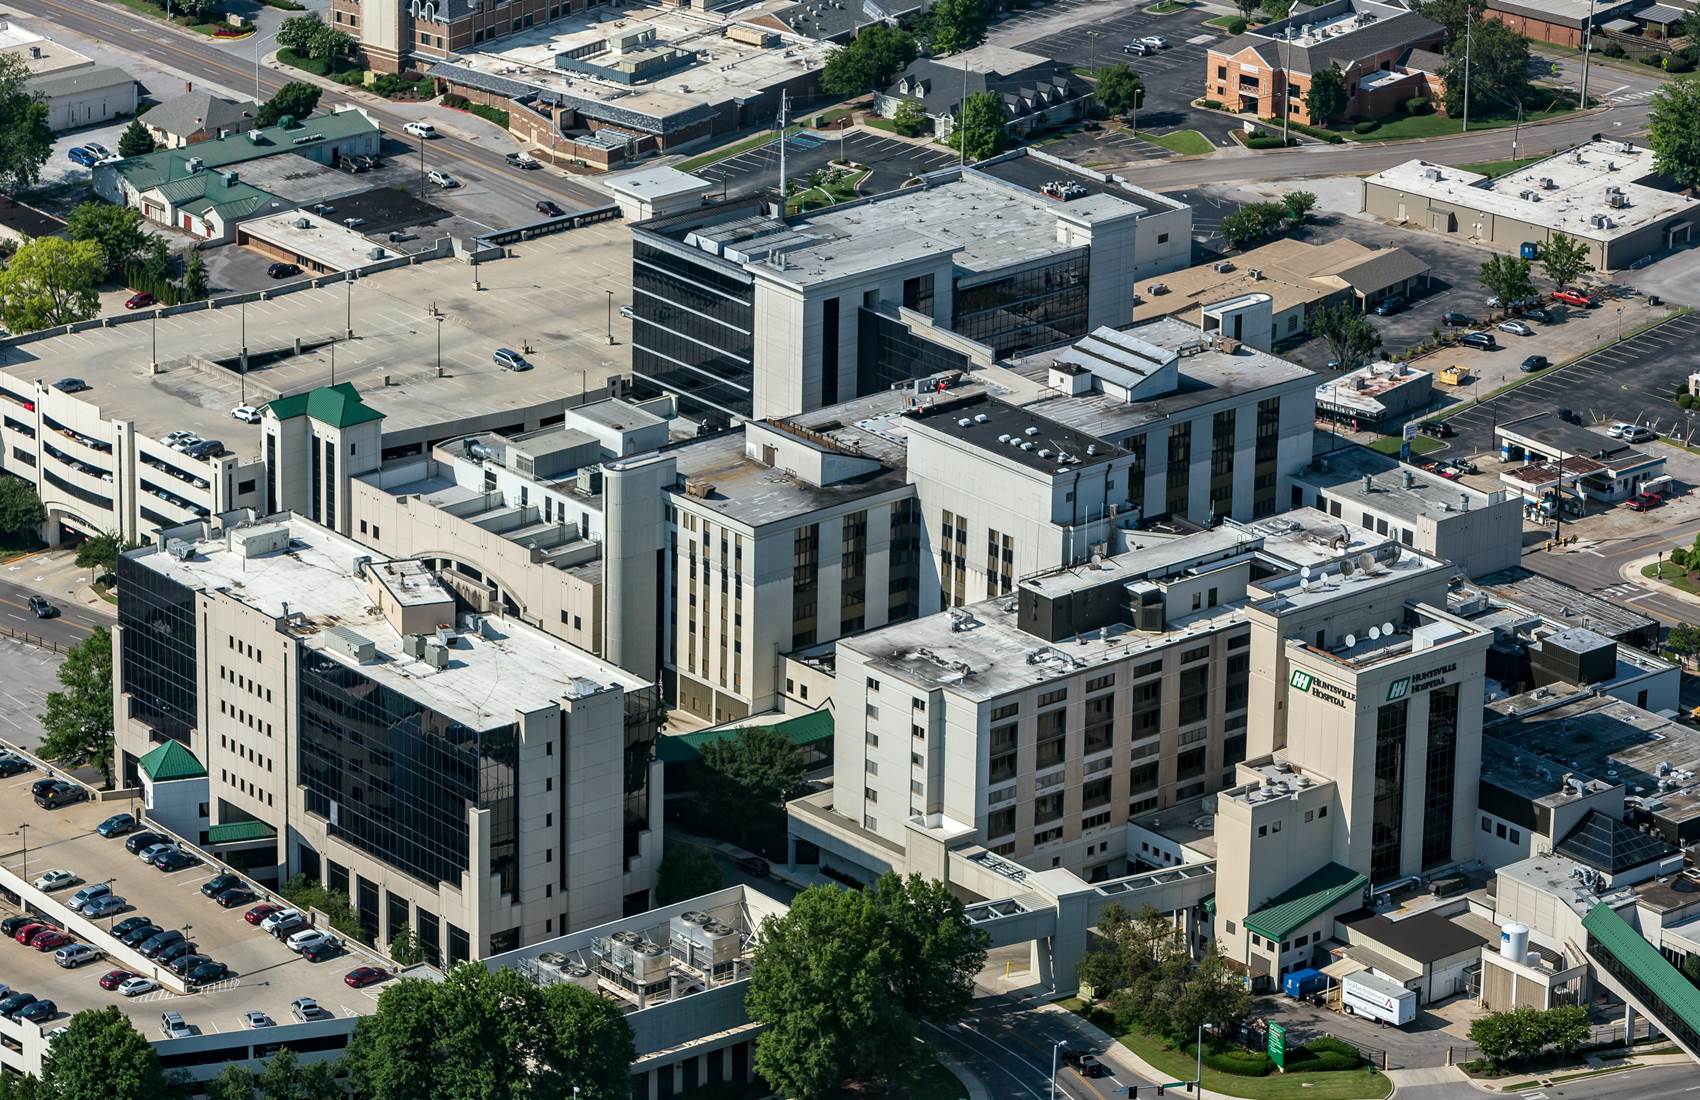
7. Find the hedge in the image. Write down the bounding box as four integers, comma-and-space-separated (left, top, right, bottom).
1226, 16, 1247, 33
1403, 95, 1430, 115
1203, 1045, 1274, 1077
1668, 55, 1695, 73
1245, 134, 1290, 149
1353, 119, 1380, 133
1199, 98, 1223, 110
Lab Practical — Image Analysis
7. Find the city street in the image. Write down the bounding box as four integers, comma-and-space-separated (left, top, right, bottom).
0, 574, 104, 650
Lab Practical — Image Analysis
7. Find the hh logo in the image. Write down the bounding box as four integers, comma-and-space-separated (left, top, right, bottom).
1289, 669, 1314, 693
1387, 677, 1411, 701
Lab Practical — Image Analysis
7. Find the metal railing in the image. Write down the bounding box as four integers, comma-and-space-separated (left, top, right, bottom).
0, 624, 74, 654
1445, 1018, 1654, 1065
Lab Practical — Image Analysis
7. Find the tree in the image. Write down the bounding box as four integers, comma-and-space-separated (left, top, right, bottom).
892, 97, 928, 137
308, 23, 357, 63
1540, 230, 1593, 289
1312, 302, 1382, 372
0, 53, 53, 193
1076, 903, 1182, 997
1648, 79, 1700, 193
948, 90, 1006, 162
345, 979, 438, 1100
654, 843, 723, 905
1282, 189, 1317, 226
820, 24, 918, 97
0, 476, 44, 539
38, 627, 115, 787
1468, 1010, 1519, 1066
1169, 942, 1252, 1041
1095, 64, 1143, 119
66, 202, 148, 279
1439, 18, 1530, 122
39, 1006, 173, 1100
1415, 0, 1485, 37
746, 874, 988, 1097
387, 926, 423, 967
257, 82, 322, 128
1480, 253, 1535, 313
117, 119, 156, 159
1304, 64, 1347, 125
1682, 950, 1700, 988
182, 249, 208, 301
276, 14, 322, 54
1666, 622, 1700, 659
926, 0, 988, 55
207, 1065, 259, 1100
256, 1047, 341, 1100
1545, 1004, 1590, 1056
74, 531, 131, 577
1219, 201, 1286, 249
1235, 0, 1261, 18
533, 982, 639, 1100
699, 724, 805, 847
0, 236, 103, 333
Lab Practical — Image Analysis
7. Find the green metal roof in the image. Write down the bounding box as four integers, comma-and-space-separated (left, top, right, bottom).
657, 709, 833, 764
1583, 902, 1700, 1039
266, 382, 384, 429
137, 740, 207, 783
114, 108, 379, 192
206, 819, 277, 845
1244, 862, 1366, 943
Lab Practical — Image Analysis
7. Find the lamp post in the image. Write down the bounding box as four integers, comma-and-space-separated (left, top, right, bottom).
605, 289, 613, 345
151, 309, 159, 369
435, 313, 444, 377
1461, 17, 1473, 133
1050, 1039, 1067, 1100
345, 274, 353, 339
418, 135, 426, 198
240, 299, 247, 404
12, 825, 28, 882
1280, 0, 1303, 147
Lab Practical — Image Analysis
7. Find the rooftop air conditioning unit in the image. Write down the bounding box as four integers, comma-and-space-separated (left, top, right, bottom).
1541, 177, 1556, 189
186, 157, 204, 173
1213, 260, 1234, 273
1608, 192, 1628, 208
293, 217, 311, 229
1422, 167, 1442, 181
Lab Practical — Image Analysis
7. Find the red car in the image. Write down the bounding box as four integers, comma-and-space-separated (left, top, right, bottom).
244, 903, 283, 926
30, 929, 69, 951
123, 291, 156, 310
1553, 288, 1597, 308
13, 923, 46, 944
343, 966, 390, 989
98, 969, 134, 991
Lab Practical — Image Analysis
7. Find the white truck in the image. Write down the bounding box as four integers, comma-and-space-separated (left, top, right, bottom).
1341, 970, 1417, 1027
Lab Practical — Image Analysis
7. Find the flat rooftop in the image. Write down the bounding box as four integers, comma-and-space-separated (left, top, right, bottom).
240, 209, 399, 272
1298, 443, 1506, 525
1469, 566, 1658, 643
1497, 852, 1639, 918
973, 147, 1184, 213
1479, 732, 1616, 806
1248, 508, 1450, 617
0, 223, 633, 455
904, 393, 1126, 476
129, 515, 644, 729
1316, 362, 1428, 416
1497, 412, 1652, 463
1367, 140, 1699, 241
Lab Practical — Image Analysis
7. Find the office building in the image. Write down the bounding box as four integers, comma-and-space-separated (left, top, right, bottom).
113, 514, 662, 961
875, 46, 1094, 142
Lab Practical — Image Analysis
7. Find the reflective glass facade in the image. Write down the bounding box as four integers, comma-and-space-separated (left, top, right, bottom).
1421, 684, 1459, 868
1371, 698, 1409, 883
118, 553, 198, 745
297, 651, 519, 895
952, 253, 1090, 359
857, 309, 972, 397
632, 240, 755, 418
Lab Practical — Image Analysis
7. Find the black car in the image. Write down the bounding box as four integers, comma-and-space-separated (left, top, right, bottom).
1520, 355, 1550, 373
138, 930, 184, 959
535, 200, 564, 217
1371, 295, 1405, 316
27, 595, 56, 618
266, 262, 301, 279
157, 940, 198, 965
1418, 421, 1455, 438
125, 831, 168, 855
154, 849, 200, 873
166, 952, 208, 976
300, 938, 344, 963
29, 777, 60, 800
1441, 312, 1475, 328
735, 855, 770, 877
1523, 307, 1552, 324
1558, 406, 1583, 425
200, 874, 244, 899
214, 886, 258, 909
1458, 331, 1497, 350
111, 916, 153, 938
16, 1000, 55, 1023
119, 923, 161, 948
185, 961, 230, 988
0, 915, 38, 938
0, 993, 37, 1019
0, 754, 31, 778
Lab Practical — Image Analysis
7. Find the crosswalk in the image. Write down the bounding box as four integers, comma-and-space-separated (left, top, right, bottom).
1612, 88, 1656, 105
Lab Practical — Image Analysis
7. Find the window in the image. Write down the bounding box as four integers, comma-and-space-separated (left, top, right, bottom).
1421, 684, 1460, 868
1371, 698, 1409, 882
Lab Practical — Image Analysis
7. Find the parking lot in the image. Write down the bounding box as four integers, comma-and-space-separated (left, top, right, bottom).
0, 792, 383, 1038
692, 130, 957, 202
1039, 125, 1175, 168
0, 639, 59, 753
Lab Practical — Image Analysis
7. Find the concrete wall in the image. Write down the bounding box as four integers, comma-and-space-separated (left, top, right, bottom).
40, 78, 137, 132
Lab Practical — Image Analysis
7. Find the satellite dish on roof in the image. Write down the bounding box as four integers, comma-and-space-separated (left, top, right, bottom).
1369, 625, 1382, 640
1300, 565, 1312, 579
1382, 621, 1395, 636
1359, 552, 1377, 573
1340, 558, 1356, 576
1344, 633, 1357, 648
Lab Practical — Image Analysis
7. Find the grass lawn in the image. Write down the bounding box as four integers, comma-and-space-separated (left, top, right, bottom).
788, 169, 870, 214
1368, 434, 1444, 457
1346, 94, 1582, 142
106, 0, 235, 34
677, 127, 801, 172
1643, 561, 1700, 597
864, 117, 900, 133
1136, 129, 1213, 156
1144, 0, 1189, 11
1456, 156, 1544, 178
1204, 14, 1243, 27
813, 107, 854, 126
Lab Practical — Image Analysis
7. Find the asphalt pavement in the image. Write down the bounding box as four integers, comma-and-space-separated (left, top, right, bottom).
0, 575, 103, 649
1524, 514, 1700, 628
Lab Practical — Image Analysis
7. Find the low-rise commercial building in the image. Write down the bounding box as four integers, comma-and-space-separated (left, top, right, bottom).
139, 89, 259, 148
1495, 412, 1665, 508
1362, 141, 1700, 271
1314, 362, 1432, 433
875, 46, 1094, 143
28, 64, 137, 132
1485, 0, 1638, 48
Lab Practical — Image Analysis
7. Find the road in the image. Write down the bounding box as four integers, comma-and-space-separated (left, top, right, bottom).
1525, 517, 1700, 628
1510, 1061, 1700, 1100
927, 993, 1156, 1100
0, 576, 103, 649
7, 0, 607, 216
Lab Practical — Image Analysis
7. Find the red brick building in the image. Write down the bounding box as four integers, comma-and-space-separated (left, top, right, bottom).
330, 0, 612, 74
1483, 0, 1639, 49
1204, 0, 1443, 127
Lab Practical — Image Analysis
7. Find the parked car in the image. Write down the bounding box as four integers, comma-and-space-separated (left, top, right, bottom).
427, 169, 458, 189
214, 886, 258, 909
1418, 421, 1454, 438
138, 930, 185, 959
1122, 40, 1149, 55
1557, 406, 1583, 425
300, 938, 345, 963
124, 291, 156, 310
154, 849, 200, 873
201, 874, 246, 900
0, 916, 36, 938
125, 832, 167, 855
111, 916, 152, 938
1441, 312, 1475, 327
1140, 35, 1169, 48
12, 923, 47, 944
186, 960, 230, 988
53, 944, 100, 969
27, 595, 57, 619
1497, 320, 1533, 336
493, 348, 532, 372
0, 753, 31, 777
166, 952, 208, 976
266, 262, 301, 279
1553, 288, 1597, 308
267, 913, 308, 939
402, 121, 436, 138
230, 404, 261, 424
160, 1012, 192, 1039
243, 1011, 275, 1030
118, 923, 162, 949
260, 908, 304, 935
344, 966, 390, 988
1520, 355, 1549, 373
1523, 307, 1552, 324
287, 928, 338, 955
51, 378, 88, 393
535, 200, 564, 217
1629, 491, 1664, 511
83, 142, 111, 160
29, 930, 69, 952
99, 969, 134, 991
138, 843, 175, 865
619, 304, 635, 319
157, 941, 198, 966
96, 813, 137, 838
1622, 425, 1656, 443
290, 997, 324, 1022
33, 870, 78, 893
735, 855, 770, 877
83, 895, 126, 918
1372, 295, 1405, 316
245, 903, 283, 926
17, 1000, 56, 1024
0, 993, 38, 1019
66, 147, 97, 167
1458, 331, 1497, 351
504, 151, 539, 169
117, 977, 156, 998
35, 780, 83, 808
69, 882, 111, 908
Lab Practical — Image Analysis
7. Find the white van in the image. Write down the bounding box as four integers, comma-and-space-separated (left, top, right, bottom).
403, 121, 436, 139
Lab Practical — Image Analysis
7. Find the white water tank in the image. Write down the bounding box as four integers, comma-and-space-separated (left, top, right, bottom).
1500, 922, 1530, 961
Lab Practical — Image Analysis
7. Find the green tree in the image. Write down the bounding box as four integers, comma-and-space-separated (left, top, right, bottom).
308, 23, 357, 62
746, 874, 988, 1098
38, 627, 116, 786
206, 1065, 258, 1100
1282, 189, 1317, 226
820, 24, 918, 97
699, 724, 805, 847
654, 842, 724, 905
1545, 1004, 1590, 1056
387, 926, 422, 967
892, 97, 928, 137
1540, 230, 1594, 289
254, 1046, 341, 1100
117, 119, 156, 159
1304, 64, 1347, 125
257, 82, 322, 127
1415, 0, 1485, 37
182, 249, 208, 301
66, 202, 148, 279
1682, 950, 1700, 988
1219, 201, 1286, 248
1666, 622, 1700, 657
1168, 941, 1251, 1041
345, 979, 438, 1100
1076, 903, 1182, 998
276, 13, 322, 54
74, 531, 131, 577
1312, 302, 1382, 372
0, 236, 104, 333
0, 476, 44, 539
1480, 253, 1535, 313
947, 89, 1006, 162
1468, 1010, 1519, 1066
39, 1006, 173, 1100
1235, 0, 1261, 18
1095, 64, 1143, 119
926, 0, 989, 55
0, 1072, 41, 1100
1440, 18, 1530, 122
0, 53, 53, 193
1648, 79, 1700, 193
533, 982, 639, 1100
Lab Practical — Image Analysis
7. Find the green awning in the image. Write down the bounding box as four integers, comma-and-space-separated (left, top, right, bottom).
137, 741, 206, 783
206, 819, 277, 845
1583, 902, 1700, 1041
657, 709, 833, 764
1244, 862, 1366, 943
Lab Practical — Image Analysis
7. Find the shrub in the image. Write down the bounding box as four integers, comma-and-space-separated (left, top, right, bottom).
279, 873, 365, 941
1667, 55, 1695, 73
442, 92, 469, 109
1403, 95, 1431, 115
1226, 16, 1248, 33
332, 69, 365, 86
470, 103, 510, 127
1602, 41, 1627, 58
1328, 134, 1345, 143
1353, 119, 1380, 133
1203, 1046, 1274, 1077
1245, 134, 1289, 149
1641, 53, 1664, 65
1199, 98, 1224, 110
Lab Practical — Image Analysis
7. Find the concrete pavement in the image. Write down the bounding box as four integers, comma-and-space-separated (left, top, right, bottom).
0, 570, 106, 650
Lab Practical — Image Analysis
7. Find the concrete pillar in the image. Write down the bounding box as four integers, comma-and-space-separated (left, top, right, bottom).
1625, 1003, 1635, 1037
1031, 936, 1056, 991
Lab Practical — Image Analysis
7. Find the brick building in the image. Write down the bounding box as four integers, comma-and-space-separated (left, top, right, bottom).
330, 0, 608, 74
1484, 0, 1638, 48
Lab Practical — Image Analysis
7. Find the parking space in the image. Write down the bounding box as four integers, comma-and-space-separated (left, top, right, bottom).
0, 793, 384, 1038
1160, 186, 1239, 263
0, 639, 61, 752
693, 130, 956, 202
1039, 125, 1174, 167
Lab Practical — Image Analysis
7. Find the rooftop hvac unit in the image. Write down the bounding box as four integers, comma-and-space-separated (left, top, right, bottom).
670, 914, 740, 968
186, 157, 204, 173
423, 642, 449, 669
630, 943, 672, 982
1541, 177, 1556, 189
293, 217, 311, 229
1422, 167, 1442, 181
612, 930, 642, 945
1213, 260, 1234, 273
1608, 192, 1628, 209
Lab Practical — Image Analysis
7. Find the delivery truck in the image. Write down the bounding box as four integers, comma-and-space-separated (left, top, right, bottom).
1341, 970, 1417, 1027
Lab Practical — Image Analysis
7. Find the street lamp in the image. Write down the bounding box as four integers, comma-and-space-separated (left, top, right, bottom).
151, 309, 159, 369
12, 825, 28, 882
435, 313, 444, 377
605, 289, 613, 346
1050, 1039, 1067, 1100
345, 274, 353, 339
1280, 0, 1304, 147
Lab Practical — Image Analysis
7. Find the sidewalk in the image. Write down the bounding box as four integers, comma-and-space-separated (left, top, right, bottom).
1034, 1002, 1244, 1100
1621, 551, 1700, 613
2, 549, 116, 618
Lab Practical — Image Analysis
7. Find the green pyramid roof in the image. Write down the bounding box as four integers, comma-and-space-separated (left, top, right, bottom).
137, 740, 207, 783
266, 382, 384, 429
